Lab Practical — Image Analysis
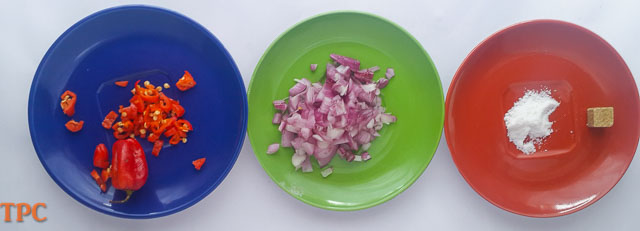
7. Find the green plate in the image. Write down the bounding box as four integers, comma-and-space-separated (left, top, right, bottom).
248, 11, 444, 210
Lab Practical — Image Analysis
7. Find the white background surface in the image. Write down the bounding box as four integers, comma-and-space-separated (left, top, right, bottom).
1, 0, 639, 230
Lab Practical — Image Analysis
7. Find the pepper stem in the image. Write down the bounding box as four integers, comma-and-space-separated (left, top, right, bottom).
109, 190, 134, 204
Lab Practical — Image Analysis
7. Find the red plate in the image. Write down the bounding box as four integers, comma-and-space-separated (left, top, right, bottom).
445, 20, 639, 217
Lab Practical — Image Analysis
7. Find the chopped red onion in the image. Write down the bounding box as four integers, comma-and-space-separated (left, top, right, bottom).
301, 158, 313, 172
273, 100, 287, 111
269, 54, 396, 173
272, 113, 282, 124
267, 143, 280, 154
353, 155, 362, 162
377, 78, 389, 89
292, 150, 306, 169
385, 68, 395, 79
281, 130, 294, 147
289, 81, 307, 96
310, 64, 318, 72
330, 54, 360, 70
321, 166, 334, 178
362, 152, 371, 161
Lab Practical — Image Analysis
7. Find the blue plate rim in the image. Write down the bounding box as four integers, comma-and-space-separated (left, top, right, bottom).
28, 4, 248, 219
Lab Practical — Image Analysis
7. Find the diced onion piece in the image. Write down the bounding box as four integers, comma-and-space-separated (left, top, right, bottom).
310, 64, 318, 72
292, 151, 306, 169
272, 113, 282, 124
330, 54, 360, 70
321, 166, 334, 178
386, 68, 395, 79
267, 143, 280, 154
377, 78, 389, 89
273, 100, 287, 111
362, 143, 371, 151
362, 152, 371, 161
301, 158, 313, 172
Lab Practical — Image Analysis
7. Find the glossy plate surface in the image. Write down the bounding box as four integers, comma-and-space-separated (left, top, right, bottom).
248, 11, 444, 210
445, 20, 639, 217
28, 6, 247, 218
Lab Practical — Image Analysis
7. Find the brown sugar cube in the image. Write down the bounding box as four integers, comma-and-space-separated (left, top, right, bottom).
587, 107, 614, 127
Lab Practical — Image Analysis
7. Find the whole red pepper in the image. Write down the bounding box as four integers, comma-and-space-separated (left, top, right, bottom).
110, 138, 148, 203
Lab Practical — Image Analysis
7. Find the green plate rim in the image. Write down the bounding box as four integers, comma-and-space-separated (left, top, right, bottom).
247, 10, 444, 211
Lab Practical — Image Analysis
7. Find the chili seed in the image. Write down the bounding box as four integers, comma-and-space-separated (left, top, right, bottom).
164, 83, 170, 89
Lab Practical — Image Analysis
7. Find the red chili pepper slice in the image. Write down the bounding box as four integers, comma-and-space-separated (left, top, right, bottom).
93, 143, 109, 168
176, 70, 196, 91
164, 127, 177, 138
60, 90, 77, 117
101, 168, 110, 183
102, 111, 118, 129
110, 138, 148, 203
65, 119, 84, 132
118, 103, 138, 121
158, 93, 173, 112
91, 169, 106, 192
169, 133, 182, 145
152, 140, 163, 157
115, 81, 129, 87
112, 121, 133, 139
152, 117, 176, 135
192, 158, 206, 170
175, 119, 193, 131
129, 95, 145, 113
171, 101, 185, 117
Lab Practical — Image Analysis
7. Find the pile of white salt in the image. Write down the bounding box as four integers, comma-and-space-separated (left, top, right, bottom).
504, 90, 559, 154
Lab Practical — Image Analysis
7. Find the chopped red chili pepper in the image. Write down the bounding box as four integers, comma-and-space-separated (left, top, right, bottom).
192, 158, 206, 170
102, 111, 118, 129
152, 140, 163, 157
169, 133, 182, 145
171, 100, 185, 117
65, 119, 84, 132
176, 70, 196, 91
91, 169, 106, 192
115, 81, 129, 87
93, 143, 109, 168
112, 121, 133, 140
164, 127, 177, 138
152, 117, 176, 135
105, 77, 192, 148
118, 103, 138, 121
158, 93, 173, 112
129, 95, 145, 113
101, 168, 110, 183
60, 90, 77, 117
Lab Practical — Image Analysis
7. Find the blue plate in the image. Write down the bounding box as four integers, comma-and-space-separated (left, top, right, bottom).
28, 5, 247, 218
